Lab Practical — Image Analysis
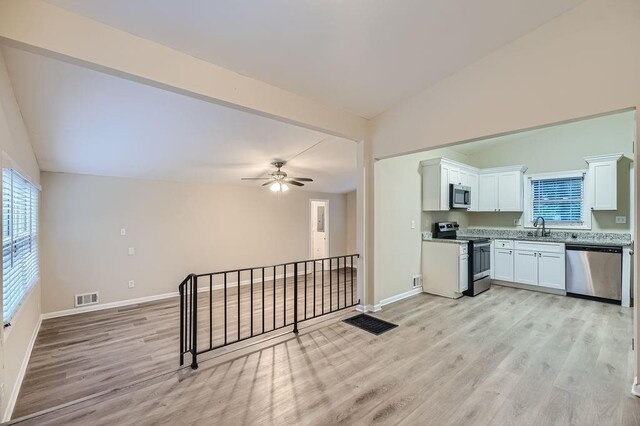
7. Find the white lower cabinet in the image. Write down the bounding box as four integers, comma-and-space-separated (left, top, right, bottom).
493, 249, 514, 282
494, 240, 566, 290
514, 251, 538, 285
538, 252, 565, 289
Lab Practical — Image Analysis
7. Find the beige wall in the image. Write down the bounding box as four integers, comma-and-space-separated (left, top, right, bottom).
346, 191, 357, 255
0, 50, 41, 419
466, 110, 635, 233
41, 172, 350, 313
371, 0, 640, 160
374, 147, 469, 302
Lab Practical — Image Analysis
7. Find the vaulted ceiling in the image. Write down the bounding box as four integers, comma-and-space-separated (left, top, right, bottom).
44, 0, 584, 118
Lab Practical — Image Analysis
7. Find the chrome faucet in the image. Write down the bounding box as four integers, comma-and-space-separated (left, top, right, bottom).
533, 216, 550, 237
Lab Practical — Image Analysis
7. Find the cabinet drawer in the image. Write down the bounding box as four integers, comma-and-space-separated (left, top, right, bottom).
514, 240, 565, 253
494, 240, 514, 249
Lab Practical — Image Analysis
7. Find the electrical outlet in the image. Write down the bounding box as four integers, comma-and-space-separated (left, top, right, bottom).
513, 217, 522, 226
120, 228, 127, 236
128, 280, 135, 289
616, 216, 627, 224
128, 247, 135, 255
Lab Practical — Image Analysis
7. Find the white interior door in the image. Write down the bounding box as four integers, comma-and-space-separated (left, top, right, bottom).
310, 200, 329, 260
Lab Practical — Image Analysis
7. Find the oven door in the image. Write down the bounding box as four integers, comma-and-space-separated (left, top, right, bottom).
473, 242, 491, 280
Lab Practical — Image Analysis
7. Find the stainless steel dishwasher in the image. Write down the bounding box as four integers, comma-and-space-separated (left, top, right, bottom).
565, 244, 622, 304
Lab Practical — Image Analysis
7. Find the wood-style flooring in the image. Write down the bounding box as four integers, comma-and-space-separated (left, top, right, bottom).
12, 284, 640, 425
13, 267, 356, 418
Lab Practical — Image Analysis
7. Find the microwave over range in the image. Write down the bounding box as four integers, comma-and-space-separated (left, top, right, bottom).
449, 184, 471, 209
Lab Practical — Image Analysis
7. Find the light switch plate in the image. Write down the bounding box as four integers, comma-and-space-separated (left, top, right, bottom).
128, 247, 135, 255
616, 216, 627, 224
411, 220, 416, 229
128, 280, 135, 289
120, 228, 127, 236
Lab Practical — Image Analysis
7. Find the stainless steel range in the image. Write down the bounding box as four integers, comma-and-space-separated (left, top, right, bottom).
434, 222, 491, 296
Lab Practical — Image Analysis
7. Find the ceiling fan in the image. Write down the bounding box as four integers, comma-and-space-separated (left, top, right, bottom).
241, 161, 313, 192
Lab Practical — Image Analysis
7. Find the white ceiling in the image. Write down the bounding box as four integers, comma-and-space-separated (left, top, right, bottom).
2, 46, 357, 193
44, 0, 584, 118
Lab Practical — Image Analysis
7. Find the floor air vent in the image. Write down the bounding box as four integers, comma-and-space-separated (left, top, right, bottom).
343, 314, 398, 335
75, 292, 99, 307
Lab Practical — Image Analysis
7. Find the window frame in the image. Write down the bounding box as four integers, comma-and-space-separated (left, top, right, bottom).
523, 170, 591, 230
2, 154, 40, 327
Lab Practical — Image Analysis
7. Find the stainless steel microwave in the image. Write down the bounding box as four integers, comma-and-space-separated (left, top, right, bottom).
450, 184, 471, 209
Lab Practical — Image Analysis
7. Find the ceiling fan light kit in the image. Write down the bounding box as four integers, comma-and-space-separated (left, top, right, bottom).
270, 182, 289, 192
242, 161, 313, 192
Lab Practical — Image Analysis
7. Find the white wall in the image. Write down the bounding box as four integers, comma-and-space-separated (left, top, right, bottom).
346, 191, 357, 255
0, 50, 41, 419
41, 172, 350, 313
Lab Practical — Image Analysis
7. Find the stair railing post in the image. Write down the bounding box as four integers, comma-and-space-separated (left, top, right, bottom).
179, 281, 184, 366
293, 262, 299, 334
191, 274, 199, 369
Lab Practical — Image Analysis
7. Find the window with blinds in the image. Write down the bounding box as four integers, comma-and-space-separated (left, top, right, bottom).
3, 169, 39, 323
530, 175, 585, 225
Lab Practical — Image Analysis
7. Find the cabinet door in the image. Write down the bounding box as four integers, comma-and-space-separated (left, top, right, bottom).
498, 171, 522, 211
448, 168, 461, 185
459, 254, 469, 292
440, 165, 450, 211
514, 251, 538, 285
467, 173, 479, 211
538, 252, 565, 290
478, 174, 498, 211
459, 170, 470, 186
589, 161, 617, 210
494, 249, 514, 282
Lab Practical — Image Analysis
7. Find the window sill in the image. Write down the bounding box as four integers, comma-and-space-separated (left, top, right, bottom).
3, 276, 40, 343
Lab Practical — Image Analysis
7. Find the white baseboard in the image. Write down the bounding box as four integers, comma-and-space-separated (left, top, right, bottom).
380, 288, 422, 307
355, 303, 381, 313
3, 316, 42, 422
41, 292, 179, 320
41, 264, 359, 320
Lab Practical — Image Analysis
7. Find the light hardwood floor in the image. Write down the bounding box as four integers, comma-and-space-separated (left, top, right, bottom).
12, 285, 640, 425
13, 267, 356, 418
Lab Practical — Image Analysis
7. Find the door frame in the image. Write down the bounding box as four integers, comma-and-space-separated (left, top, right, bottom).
309, 199, 330, 259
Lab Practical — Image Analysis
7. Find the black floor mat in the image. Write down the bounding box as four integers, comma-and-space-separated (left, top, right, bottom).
343, 314, 398, 335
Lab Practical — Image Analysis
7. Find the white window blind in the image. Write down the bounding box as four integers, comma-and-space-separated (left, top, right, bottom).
3, 169, 39, 323
531, 175, 585, 225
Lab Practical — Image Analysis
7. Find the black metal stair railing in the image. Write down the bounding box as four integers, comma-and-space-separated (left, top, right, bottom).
179, 254, 359, 369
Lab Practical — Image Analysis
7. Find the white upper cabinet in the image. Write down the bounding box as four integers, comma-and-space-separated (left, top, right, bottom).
422, 159, 524, 212
467, 172, 479, 212
477, 167, 526, 212
478, 174, 498, 211
585, 154, 622, 211
421, 158, 478, 211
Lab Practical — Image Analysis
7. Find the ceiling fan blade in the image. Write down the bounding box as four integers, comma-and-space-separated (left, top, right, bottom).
262, 181, 273, 186
241, 177, 271, 180
287, 180, 304, 187
287, 177, 313, 182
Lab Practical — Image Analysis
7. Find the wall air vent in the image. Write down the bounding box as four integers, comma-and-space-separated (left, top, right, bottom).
75, 292, 99, 307
413, 275, 422, 288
